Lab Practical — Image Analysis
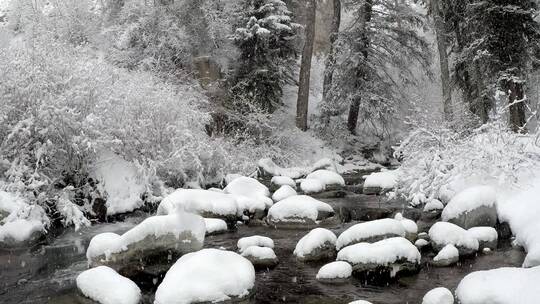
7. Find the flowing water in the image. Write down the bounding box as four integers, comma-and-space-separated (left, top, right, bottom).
0, 192, 525, 304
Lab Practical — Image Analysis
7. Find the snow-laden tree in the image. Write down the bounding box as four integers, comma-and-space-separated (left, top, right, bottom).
228, 0, 300, 113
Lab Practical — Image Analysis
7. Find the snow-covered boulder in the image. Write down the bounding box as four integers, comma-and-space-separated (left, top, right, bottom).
349, 301, 373, 304
204, 218, 228, 235
442, 186, 497, 229
224, 173, 242, 185
272, 185, 297, 202
423, 199, 444, 212
337, 237, 421, 278
336, 218, 406, 250
0, 204, 48, 247
294, 228, 337, 261
422, 287, 454, 304
154, 249, 255, 304
0, 191, 25, 219
267, 195, 334, 227
76, 266, 141, 304
300, 178, 325, 194
429, 222, 479, 256
394, 213, 418, 241
305, 170, 345, 188
87, 212, 205, 271
415, 239, 430, 251
241, 246, 279, 269
456, 266, 540, 304
271, 176, 296, 188
237, 235, 274, 253
467, 226, 498, 250
157, 189, 241, 220
432, 244, 459, 267
257, 158, 309, 179
224, 176, 273, 210
316, 261, 352, 283
363, 170, 397, 194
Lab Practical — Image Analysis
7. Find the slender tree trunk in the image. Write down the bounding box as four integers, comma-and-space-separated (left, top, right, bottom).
347, 0, 373, 134
431, 0, 452, 120
296, 0, 317, 131
322, 0, 341, 103
508, 80, 527, 132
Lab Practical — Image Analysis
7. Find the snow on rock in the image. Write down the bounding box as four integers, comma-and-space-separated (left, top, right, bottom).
272, 185, 297, 202
257, 158, 309, 179
415, 239, 429, 250
456, 266, 540, 304
224, 176, 271, 206
300, 178, 325, 194
237, 235, 274, 253
422, 287, 454, 304
224, 174, 242, 185
305, 170, 345, 187
271, 176, 296, 188
76, 266, 141, 304
241, 246, 278, 268
0, 219, 45, 246
423, 199, 444, 212
348, 301, 373, 304
294, 228, 337, 261
267, 195, 334, 226
154, 249, 255, 304
337, 237, 421, 277
336, 218, 406, 250
93, 151, 146, 216
311, 158, 338, 172
394, 213, 418, 241
0, 191, 25, 217
316, 261, 352, 281
87, 212, 205, 269
467, 227, 498, 250
363, 170, 398, 194
204, 218, 228, 235
429, 222, 478, 256
432, 244, 459, 267
157, 189, 240, 220
441, 185, 497, 229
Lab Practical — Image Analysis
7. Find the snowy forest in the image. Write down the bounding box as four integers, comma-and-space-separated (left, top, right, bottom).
1, 0, 540, 303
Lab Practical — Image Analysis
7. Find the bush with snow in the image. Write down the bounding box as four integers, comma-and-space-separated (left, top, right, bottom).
76, 266, 141, 304
294, 228, 337, 261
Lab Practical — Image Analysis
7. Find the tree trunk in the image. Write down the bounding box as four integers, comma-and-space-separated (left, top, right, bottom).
296, 0, 317, 131
347, 0, 373, 134
322, 0, 341, 103
431, 0, 452, 121
508, 80, 527, 132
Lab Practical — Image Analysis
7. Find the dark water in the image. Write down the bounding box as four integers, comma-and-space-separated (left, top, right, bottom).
0, 194, 525, 304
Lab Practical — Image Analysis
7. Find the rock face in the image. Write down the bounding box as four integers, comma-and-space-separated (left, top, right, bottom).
431, 244, 459, 267
241, 246, 279, 269
294, 228, 337, 262
429, 222, 479, 256
441, 186, 497, 229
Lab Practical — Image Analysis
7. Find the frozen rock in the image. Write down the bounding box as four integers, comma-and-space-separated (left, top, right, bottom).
257, 158, 309, 179
157, 189, 241, 220
336, 218, 406, 250
0, 204, 48, 247
300, 179, 325, 194
241, 245, 278, 269
224, 176, 272, 209
432, 244, 459, 267
267, 195, 334, 227
316, 261, 352, 283
394, 213, 418, 241
363, 170, 397, 194
76, 266, 141, 304
294, 228, 337, 261
467, 226, 498, 250
422, 287, 454, 304
272, 185, 297, 202
429, 222, 479, 256
154, 249, 255, 304
204, 218, 228, 235
305, 170, 345, 187
442, 186, 497, 229
415, 239, 429, 250
224, 174, 243, 185
271, 176, 296, 188
237, 235, 274, 253
423, 199, 444, 212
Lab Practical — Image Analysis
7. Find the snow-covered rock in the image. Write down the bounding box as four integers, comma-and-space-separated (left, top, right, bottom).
467, 226, 498, 250
394, 213, 418, 241
0, 218, 45, 246
0, 191, 25, 218
157, 189, 241, 220
456, 266, 540, 304
271, 176, 296, 188
432, 244, 459, 267
316, 261, 352, 282
87, 212, 205, 270
441, 186, 497, 229
224, 176, 272, 209
415, 239, 429, 250
422, 287, 454, 304
429, 222, 479, 256
423, 199, 444, 212
237, 235, 274, 253
272, 185, 297, 202
363, 170, 397, 194
267, 195, 334, 227
336, 218, 406, 250
224, 173, 242, 185
337, 237, 421, 277
294, 228, 337, 261
258, 158, 309, 179
348, 301, 373, 304
76, 266, 141, 304
204, 218, 228, 235
155, 249, 255, 304
300, 178, 325, 194
241, 246, 278, 269
305, 170, 345, 187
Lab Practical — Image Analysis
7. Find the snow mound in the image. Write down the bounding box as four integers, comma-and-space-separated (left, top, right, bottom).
456, 266, 540, 304
237, 235, 274, 253
433, 244, 459, 263
0, 191, 25, 215
241, 245, 277, 260
336, 218, 406, 250
423, 199, 444, 212
258, 158, 310, 179
224, 176, 272, 208
154, 249, 255, 304
0, 219, 44, 244
300, 178, 325, 194
415, 239, 429, 248
271, 176, 296, 188
348, 301, 373, 304
157, 189, 240, 218
467, 227, 497, 244
305, 170, 345, 187
204, 218, 228, 235
76, 266, 141, 304
272, 185, 297, 202
394, 213, 418, 236
363, 170, 398, 192
337, 237, 420, 267
422, 287, 454, 304
267, 195, 334, 224
441, 185, 496, 221
224, 174, 242, 185
429, 222, 478, 254
294, 228, 337, 258
316, 261, 352, 280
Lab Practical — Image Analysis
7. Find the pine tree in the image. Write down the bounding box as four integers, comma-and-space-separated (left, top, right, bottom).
228, 0, 299, 113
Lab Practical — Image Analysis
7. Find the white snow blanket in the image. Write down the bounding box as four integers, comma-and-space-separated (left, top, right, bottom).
267, 195, 333, 223
456, 266, 540, 304
336, 218, 407, 250
337, 237, 420, 266
237, 235, 274, 253
422, 287, 454, 304
154, 249, 255, 304
316, 261, 352, 280
272, 185, 297, 202
76, 266, 141, 304
294, 228, 337, 258
441, 185, 496, 221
